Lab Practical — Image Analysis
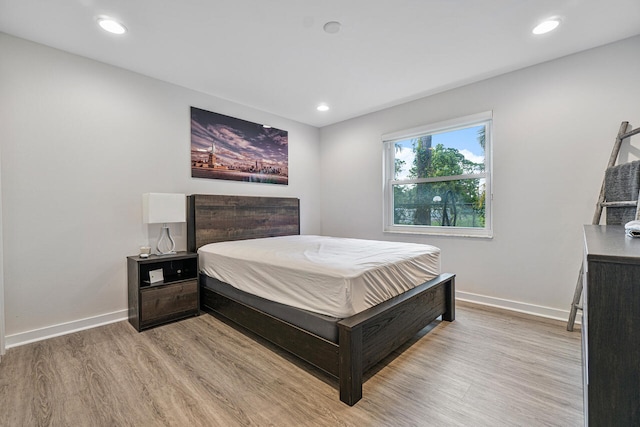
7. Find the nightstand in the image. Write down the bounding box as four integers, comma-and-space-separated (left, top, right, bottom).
127, 252, 199, 331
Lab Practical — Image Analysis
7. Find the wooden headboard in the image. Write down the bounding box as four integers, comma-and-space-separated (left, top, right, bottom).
187, 194, 300, 252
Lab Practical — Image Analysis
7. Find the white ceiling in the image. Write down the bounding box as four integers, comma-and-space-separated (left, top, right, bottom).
1, 0, 639, 127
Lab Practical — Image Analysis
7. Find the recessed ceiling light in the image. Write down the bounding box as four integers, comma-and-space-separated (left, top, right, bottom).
317, 103, 330, 112
323, 21, 341, 34
97, 17, 127, 35
262, 124, 272, 128
532, 18, 560, 35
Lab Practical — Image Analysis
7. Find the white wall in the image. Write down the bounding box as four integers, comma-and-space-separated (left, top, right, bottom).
0, 34, 321, 347
0, 133, 4, 356
320, 35, 640, 319
2, 32, 639, 349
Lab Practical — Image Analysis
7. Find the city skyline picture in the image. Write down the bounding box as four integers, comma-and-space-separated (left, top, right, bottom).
190, 107, 288, 185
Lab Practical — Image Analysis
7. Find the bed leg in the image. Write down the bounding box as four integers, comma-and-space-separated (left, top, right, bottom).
442, 276, 456, 322
339, 324, 363, 406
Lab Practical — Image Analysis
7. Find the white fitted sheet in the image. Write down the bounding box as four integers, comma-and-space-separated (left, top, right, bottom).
198, 235, 441, 318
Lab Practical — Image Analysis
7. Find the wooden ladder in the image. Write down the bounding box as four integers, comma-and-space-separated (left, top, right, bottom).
567, 121, 640, 331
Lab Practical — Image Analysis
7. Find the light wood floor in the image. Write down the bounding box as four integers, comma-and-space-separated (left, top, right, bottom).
0, 302, 583, 426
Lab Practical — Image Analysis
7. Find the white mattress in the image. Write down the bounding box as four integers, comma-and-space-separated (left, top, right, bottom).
198, 235, 441, 318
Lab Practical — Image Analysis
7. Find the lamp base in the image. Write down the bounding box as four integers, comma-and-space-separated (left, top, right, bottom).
156, 224, 176, 255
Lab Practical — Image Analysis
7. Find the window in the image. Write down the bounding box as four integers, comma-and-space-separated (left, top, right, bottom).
383, 111, 492, 237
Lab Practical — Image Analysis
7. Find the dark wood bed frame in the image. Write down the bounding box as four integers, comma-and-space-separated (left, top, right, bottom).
187, 194, 455, 406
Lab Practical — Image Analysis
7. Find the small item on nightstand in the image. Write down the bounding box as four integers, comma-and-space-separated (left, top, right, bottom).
624, 220, 640, 237
148, 268, 164, 284
140, 246, 151, 257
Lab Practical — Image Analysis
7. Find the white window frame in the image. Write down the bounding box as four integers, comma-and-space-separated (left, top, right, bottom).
382, 111, 493, 238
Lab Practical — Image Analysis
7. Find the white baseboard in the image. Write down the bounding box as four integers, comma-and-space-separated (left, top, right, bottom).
5, 309, 128, 349
3, 291, 580, 350
456, 290, 582, 325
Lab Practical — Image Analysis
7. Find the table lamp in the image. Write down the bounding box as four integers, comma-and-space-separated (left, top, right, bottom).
142, 193, 186, 255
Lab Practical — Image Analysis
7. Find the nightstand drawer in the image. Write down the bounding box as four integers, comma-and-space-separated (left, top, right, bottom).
140, 280, 198, 327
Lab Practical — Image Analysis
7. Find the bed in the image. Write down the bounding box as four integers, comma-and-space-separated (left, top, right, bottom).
187, 194, 455, 406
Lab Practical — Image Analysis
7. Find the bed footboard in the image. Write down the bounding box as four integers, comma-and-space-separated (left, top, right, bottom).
199, 273, 455, 406
337, 273, 455, 405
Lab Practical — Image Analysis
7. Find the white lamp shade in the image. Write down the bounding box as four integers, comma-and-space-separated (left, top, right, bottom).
142, 193, 186, 224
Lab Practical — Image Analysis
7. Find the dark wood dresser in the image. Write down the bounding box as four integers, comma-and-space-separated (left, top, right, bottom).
582, 225, 640, 426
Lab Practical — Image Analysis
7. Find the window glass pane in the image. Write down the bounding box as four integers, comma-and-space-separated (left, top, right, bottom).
393, 179, 486, 227
393, 125, 485, 180
384, 111, 492, 237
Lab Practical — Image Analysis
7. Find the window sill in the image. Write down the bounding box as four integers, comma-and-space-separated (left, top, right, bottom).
384, 227, 493, 239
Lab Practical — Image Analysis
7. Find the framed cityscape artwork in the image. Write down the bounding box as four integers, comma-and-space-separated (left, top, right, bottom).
190, 107, 288, 185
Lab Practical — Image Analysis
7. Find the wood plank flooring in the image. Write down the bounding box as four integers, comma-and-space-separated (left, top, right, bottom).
0, 302, 583, 426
